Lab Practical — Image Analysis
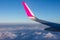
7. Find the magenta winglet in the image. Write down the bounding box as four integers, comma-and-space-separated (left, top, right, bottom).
22, 2, 34, 17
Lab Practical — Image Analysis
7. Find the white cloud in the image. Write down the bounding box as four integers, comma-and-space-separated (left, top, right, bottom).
21, 32, 26, 36
34, 32, 42, 35
44, 32, 57, 39
0, 32, 17, 39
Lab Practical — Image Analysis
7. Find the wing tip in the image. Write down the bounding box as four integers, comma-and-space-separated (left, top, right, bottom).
22, 1, 25, 5
22, 1, 35, 20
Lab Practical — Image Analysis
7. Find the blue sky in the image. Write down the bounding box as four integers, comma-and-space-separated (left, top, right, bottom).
0, 0, 60, 23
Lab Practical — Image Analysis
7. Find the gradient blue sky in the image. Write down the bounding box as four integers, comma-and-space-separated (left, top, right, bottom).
0, 0, 60, 23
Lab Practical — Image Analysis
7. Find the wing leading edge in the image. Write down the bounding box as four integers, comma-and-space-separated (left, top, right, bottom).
22, 2, 60, 32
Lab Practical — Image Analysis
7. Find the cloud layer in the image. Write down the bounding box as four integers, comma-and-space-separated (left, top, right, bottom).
0, 32, 17, 40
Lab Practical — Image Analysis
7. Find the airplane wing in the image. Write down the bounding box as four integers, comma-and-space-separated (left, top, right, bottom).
22, 2, 60, 32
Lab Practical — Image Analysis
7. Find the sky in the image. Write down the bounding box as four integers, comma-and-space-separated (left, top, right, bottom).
0, 0, 60, 23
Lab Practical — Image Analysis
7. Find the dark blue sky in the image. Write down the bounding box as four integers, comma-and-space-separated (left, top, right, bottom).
0, 0, 60, 23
